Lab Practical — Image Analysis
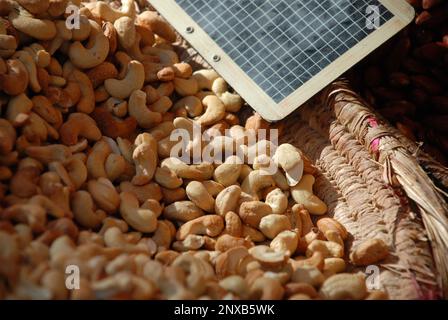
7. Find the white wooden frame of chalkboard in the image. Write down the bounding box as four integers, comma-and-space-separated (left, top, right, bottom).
148, 0, 415, 121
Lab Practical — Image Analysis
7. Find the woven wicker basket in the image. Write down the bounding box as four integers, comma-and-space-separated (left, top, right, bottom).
176, 38, 448, 299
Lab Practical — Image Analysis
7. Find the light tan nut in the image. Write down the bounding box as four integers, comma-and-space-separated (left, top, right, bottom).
215, 246, 251, 278
259, 214, 291, 239
119, 181, 162, 204
87, 139, 111, 179
319, 273, 367, 300
152, 220, 173, 249
323, 258, 346, 278
26, 144, 72, 164
350, 238, 389, 266
201, 180, 224, 197
249, 277, 284, 300
68, 20, 109, 69
223, 211, 243, 237
132, 133, 158, 186
163, 201, 204, 222
9, 6, 56, 40
285, 283, 318, 299
241, 170, 275, 200
219, 275, 249, 299
119, 192, 157, 233
215, 234, 253, 252
292, 252, 325, 272
249, 245, 289, 268
59, 113, 102, 146
306, 240, 344, 259
161, 187, 186, 204
174, 77, 198, 96
172, 234, 205, 252
270, 230, 299, 255
128, 90, 162, 129
185, 181, 214, 213
172, 254, 215, 297
291, 175, 327, 215
71, 190, 106, 229
87, 178, 120, 214
105, 60, 144, 99
273, 143, 304, 186
292, 266, 325, 288
213, 156, 243, 187
242, 225, 265, 243
324, 230, 344, 247
197, 95, 225, 126
176, 215, 224, 240
265, 188, 288, 215
316, 217, 348, 240
161, 157, 214, 181
365, 290, 389, 300
238, 201, 272, 228
154, 166, 183, 189
173, 96, 202, 117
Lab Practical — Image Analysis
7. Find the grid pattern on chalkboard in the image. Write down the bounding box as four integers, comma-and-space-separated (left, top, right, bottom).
175, 0, 393, 103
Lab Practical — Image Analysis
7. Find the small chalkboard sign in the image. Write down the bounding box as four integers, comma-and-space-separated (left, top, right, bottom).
148, 0, 414, 121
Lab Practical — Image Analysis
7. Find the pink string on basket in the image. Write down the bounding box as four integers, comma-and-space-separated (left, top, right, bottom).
367, 117, 380, 154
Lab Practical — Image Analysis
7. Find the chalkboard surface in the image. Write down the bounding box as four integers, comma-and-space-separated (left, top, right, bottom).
149, 0, 415, 121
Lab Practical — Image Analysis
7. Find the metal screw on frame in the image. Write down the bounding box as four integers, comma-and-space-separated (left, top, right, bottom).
212, 55, 221, 62
186, 26, 194, 33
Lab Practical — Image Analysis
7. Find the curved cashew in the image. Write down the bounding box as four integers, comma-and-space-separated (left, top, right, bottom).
0, 58, 29, 95
192, 69, 220, 90
259, 214, 291, 239
23, 43, 51, 68
173, 96, 203, 117
291, 266, 324, 288
306, 240, 344, 259
176, 215, 224, 240
197, 95, 225, 126
119, 191, 158, 233
248, 245, 289, 269
87, 178, 120, 214
71, 190, 106, 229
185, 181, 215, 213
8, 7, 56, 40
270, 230, 299, 255
215, 185, 241, 216
265, 188, 288, 214
172, 234, 205, 252
105, 60, 144, 99
136, 11, 176, 43
12, 50, 40, 92
241, 170, 275, 200
59, 113, 102, 146
319, 273, 367, 300
349, 238, 389, 266
161, 157, 214, 181
291, 174, 327, 215
68, 20, 109, 69
85, 0, 136, 23
154, 166, 183, 189
86, 62, 118, 88
128, 90, 162, 128
249, 277, 284, 300
213, 156, 243, 187
273, 143, 304, 186
132, 133, 158, 186
201, 180, 224, 197
70, 69, 95, 113
63, 157, 87, 190
238, 201, 272, 228
31, 95, 63, 129
173, 77, 198, 97
215, 234, 253, 252
26, 144, 72, 164
87, 139, 111, 178
91, 107, 137, 139
152, 220, 173, 249
5, 93, 32, 126
113, 16, 136, 50
119, 181, 162, 204
163, 201, 204, 222
211, 77, 243, 113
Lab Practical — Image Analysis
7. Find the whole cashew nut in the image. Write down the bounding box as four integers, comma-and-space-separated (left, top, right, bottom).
119, 191, 158, 233
104, 60, 144, 99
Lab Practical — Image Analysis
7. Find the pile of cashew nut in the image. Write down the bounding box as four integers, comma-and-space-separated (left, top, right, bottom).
0, 0, 390, 300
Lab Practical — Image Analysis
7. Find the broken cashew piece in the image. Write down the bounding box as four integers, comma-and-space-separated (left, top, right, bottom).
291, 175, 327, 215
